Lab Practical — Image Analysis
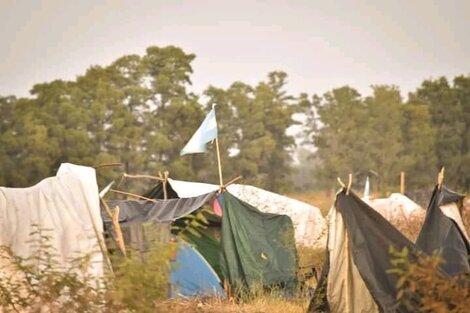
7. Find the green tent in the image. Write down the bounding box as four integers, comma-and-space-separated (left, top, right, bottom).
219, 191, 298, 289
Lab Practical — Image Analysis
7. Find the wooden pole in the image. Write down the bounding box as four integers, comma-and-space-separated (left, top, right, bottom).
110, 189, 157, 202
215, 137, 224, 187
400, 171, 405, 194
123, 173, 164, 181
163, 171, 169, 200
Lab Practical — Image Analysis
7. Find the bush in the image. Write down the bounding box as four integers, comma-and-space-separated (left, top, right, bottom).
0, 227, 178, 313
389, 247, 470, 313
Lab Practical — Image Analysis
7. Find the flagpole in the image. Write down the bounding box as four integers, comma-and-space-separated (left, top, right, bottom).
215, 137, 224, 187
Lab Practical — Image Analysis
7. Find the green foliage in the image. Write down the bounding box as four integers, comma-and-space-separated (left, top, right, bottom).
109, 241, 178, 313
2, 43, 470, 193
0, 227, 109, 312
205, 71, 299, 192
389, 247, 470, 313
0, 226, 178, 313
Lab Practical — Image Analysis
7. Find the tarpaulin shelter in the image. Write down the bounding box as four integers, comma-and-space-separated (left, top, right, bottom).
105, 187, 298, 293
0, 163, 109, 277
219, 191, 298, 289
308, 189, 420, 313
158, 178, 327, 249
416, 185, 470, 276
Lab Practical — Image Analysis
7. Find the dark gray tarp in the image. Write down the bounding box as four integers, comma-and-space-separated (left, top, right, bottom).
415, 185, 470, 276
219, 191, 298, 289
103, 191, 217, 224
308, 189, 419, 313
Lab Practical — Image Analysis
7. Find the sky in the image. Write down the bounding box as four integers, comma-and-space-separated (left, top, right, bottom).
1, 0, 470, 99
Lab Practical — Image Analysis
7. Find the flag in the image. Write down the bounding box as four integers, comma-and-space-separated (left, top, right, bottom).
363, 176, 370, 200
180, 106, 218, 156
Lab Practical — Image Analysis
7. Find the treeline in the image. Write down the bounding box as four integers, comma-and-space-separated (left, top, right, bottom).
0, 45, 469, 193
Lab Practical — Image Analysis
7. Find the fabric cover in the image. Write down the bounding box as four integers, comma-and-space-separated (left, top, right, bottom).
309, 189, 418, 313
143, 182, 178, 200
183, 230, 222, 279
0, 163, 107, 277
366, 193, 423, 221
326, 205, 378, 313
170, 242, 225, 298
416, 185, 470, 276
168, 179, 327, 248
104, 192, 216, 224
219, 191, 298, 289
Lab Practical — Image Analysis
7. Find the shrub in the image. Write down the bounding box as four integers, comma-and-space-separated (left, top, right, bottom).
389, 247, 470, 313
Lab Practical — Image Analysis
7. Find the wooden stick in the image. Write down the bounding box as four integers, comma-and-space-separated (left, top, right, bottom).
437, 167, 445, 190
110, 189, 157, 202
123, 173, 165, 181
93, 162, 123, 169
162, 171, 169, 200
100, 199, 127, 257
223, 175, 243, 188
215, 137, 224, 187
337, 177, 346, 188
400, 171, 405, 194
346, 173, 352, 195
116, 174, 126, 190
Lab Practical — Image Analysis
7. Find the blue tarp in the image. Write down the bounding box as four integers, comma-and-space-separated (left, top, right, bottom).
170, 242, 226, 299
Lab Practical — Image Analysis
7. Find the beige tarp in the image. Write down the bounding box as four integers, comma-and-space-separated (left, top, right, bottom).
326, 205, 379, 313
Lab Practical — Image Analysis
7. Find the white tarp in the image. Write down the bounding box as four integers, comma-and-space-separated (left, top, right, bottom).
440, 202, 470, 241
168, 179, 327, 248
366, 193, 423, 221
0, 163, 107, 277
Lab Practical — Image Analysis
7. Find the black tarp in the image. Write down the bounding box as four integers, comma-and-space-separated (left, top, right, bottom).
308, 189, 420, 313
415, 185, 470, 276
219, 191, 298, 289
143, 181, 178, 200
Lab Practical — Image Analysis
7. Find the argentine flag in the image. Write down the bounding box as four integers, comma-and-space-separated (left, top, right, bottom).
180, 106, 218, 156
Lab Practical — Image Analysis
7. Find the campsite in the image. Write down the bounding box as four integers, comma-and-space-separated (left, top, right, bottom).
2, 1, 470, 312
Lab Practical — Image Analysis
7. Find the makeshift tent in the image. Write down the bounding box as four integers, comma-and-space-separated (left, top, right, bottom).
105, 188, 298, 292
103, 191, 226, 298
416, 185, 470, 276
170, 242, 225, 298
308, 189, 420, 313
165, 179, 327, 249
219, 191, 298, 289
0, 163, 108, 277
104, 192, 216, 254
366, 193, 423, 221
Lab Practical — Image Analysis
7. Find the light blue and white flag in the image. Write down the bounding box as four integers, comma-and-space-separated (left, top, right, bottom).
180, 106, 218, 156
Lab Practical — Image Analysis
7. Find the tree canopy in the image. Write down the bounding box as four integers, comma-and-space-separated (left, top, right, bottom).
1, 45, 469, 193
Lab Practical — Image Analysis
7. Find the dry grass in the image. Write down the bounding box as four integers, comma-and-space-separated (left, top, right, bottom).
155, 297, 307, 313
286, 191, 335, 216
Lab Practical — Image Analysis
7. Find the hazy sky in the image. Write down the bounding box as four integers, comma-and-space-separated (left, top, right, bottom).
1, 0, 469, 99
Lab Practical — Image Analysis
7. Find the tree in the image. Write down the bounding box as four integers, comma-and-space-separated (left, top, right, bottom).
411, 77, 465, 187
366, 85, 403, 191
400, 101, 437, 189
305, 86, 371, 190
